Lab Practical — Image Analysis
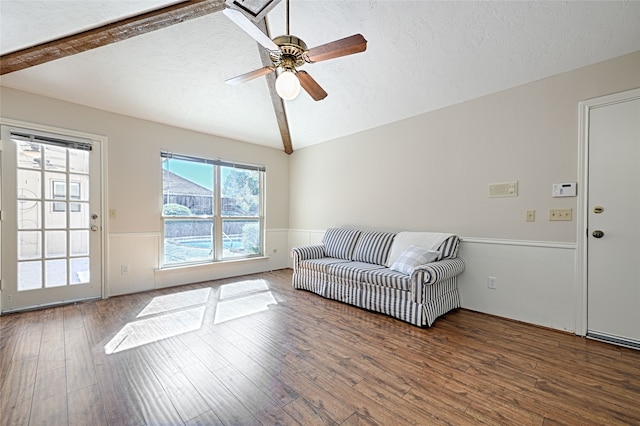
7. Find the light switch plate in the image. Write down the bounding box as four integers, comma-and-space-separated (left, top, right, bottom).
549, 208, 572, 221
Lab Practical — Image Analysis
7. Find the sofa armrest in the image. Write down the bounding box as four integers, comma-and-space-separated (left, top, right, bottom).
411, 258, 466, 285
291, 245, 326, 270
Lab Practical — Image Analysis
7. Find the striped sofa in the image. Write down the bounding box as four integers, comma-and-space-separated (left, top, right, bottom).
292, 228, 465, 327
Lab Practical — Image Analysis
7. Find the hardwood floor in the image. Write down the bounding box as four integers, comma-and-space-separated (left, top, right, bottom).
1, 269, 639, 425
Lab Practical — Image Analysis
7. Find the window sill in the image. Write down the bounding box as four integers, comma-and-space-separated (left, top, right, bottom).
154, 256, 270, 275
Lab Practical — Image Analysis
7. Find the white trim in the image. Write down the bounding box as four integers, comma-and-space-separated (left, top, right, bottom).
460, 237, 576, 250
0, 117, 107, 141
154, 255, 270, 275
576, 88, 640, 336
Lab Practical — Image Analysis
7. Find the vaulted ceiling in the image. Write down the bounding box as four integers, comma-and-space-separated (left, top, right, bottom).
2, 1, 639, 153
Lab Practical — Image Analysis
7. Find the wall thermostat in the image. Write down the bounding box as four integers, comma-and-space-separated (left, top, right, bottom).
552, 182, 577, 197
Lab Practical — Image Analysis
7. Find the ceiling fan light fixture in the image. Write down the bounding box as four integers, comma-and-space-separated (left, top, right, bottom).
275, 70, 300, 100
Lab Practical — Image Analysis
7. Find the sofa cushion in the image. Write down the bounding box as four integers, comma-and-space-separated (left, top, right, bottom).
322, 228, 362, 260
386, 232, 455, 266
360, 268, 412, 292
327, 261, 386, 283
298, 257, 351, 273
351, 231, 396, 265
389, 245, 440, 275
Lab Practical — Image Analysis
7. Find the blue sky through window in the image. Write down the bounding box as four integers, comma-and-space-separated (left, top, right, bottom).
163, 159, 213, 190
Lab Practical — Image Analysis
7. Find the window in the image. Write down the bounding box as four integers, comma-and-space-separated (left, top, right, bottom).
161, 152, 265, 267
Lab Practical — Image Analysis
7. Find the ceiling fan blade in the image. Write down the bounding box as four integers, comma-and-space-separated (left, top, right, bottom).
226, 66, 275, 86
297, 71, 328, 101
305, 34, 367, 63
223, 8, 280, 51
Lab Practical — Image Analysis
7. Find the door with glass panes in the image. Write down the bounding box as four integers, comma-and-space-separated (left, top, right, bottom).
1, 125, 102, 312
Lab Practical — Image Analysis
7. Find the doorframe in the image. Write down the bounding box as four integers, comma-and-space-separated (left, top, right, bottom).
576, 88, 640, 336
0, 117, 109, 312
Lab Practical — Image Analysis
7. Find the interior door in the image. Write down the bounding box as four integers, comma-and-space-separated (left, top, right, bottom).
1, 125, 103, 313
587, 93, 640, 348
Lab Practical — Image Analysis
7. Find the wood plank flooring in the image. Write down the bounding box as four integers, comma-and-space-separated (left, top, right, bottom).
1, 269, 639, 425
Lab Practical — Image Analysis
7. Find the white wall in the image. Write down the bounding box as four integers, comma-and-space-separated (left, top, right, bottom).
1, 88, 291, 298
288, 51, 640, 332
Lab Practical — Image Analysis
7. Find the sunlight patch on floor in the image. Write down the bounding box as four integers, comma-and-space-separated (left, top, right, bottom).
105, 288, 211, 354
105, 305, 206, 354
137, 288, 211, 318
214, 279, 277, 324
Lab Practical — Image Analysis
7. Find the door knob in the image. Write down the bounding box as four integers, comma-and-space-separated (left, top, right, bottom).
592, 230, 604, 238
91, 225, 99, 232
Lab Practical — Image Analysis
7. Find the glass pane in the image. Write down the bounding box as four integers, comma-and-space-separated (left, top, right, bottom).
70, 257, 89, 284
221, 167, 260, 216
18, 200, 41, 229
18, 261, 42, 291
45, 230, 67, 258
70, 202, 90, 229
45, 173, 67, 199
45, 201, 67, 229
17, 141, 42, 169
70, 175, 89, 201
222, 220, 261, 258
17, 169, 41, 199
70, 230, 89, 256
69, 149, 89, 174
45, 259, 67, 287
18, 231, 41, 260
44, 144, 66, 171
164, 219, 213, 265
162, 159, 213, 216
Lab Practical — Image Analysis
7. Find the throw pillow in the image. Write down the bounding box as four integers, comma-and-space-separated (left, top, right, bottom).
386, 232, 454, 266
390, 245, 440, 275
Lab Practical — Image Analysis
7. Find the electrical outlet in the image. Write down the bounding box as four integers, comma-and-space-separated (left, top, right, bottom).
526, 210, 535, 222
549, 208, 572, 221
121, 264, 129, 275
487, 276, 497, 289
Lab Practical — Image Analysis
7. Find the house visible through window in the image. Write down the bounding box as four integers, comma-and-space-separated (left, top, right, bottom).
52, 180, 81, 212
161, 152, 265, 266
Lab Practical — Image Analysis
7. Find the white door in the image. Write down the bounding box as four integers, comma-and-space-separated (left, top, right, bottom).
1, 125, 103, 312
586, 92, 640, 348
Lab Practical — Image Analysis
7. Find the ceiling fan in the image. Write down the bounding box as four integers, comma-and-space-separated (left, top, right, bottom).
223, 0, 367, 101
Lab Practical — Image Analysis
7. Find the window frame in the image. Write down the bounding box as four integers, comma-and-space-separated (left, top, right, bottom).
160, 152, 265, 268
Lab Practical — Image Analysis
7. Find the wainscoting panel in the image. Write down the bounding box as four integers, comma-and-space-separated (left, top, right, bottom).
457, 238, 577, 332
108, 233, 160, 296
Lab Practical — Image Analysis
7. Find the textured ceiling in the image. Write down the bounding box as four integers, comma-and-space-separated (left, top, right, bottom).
2, 1, 640, 152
